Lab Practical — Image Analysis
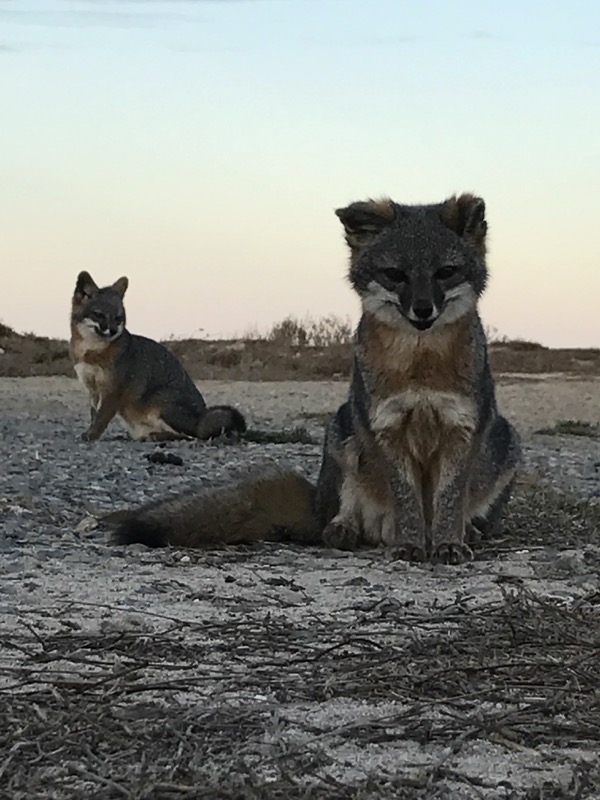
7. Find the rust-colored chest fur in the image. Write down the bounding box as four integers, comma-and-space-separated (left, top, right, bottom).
360, 314, 479, 464
361, 313, 475, 397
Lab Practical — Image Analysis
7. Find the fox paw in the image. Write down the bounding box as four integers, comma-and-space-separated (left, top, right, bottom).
392, 543, 427, 563
81, 430, 98, 442
322, 522, 359, 551
431, 542, 473, 566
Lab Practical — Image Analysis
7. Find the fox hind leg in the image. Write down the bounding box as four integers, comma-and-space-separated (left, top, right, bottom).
468, 416, 521, 540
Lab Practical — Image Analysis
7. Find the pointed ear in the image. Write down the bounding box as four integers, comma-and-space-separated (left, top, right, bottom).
111, 276, 129, 298
335, 198, 396, 255
441, 194, 487, 254
74, 271, 99, 301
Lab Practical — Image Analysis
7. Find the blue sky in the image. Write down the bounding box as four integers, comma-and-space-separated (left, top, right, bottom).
1, 0, 599, 346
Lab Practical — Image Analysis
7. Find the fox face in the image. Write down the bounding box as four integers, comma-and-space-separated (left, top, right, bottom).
337, 194, 488, 332
71, 271, 129, 342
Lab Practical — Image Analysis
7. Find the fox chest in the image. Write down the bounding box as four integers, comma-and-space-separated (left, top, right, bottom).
370, 389, 477, 461
74, 361, 112, 406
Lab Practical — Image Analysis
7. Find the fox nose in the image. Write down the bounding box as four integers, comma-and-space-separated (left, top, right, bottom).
412, 300, 434, 320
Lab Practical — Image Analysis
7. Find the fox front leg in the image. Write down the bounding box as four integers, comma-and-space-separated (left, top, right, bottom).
391, 472, 428, 563
430, 450, 474, 565
81, 397, 119, 441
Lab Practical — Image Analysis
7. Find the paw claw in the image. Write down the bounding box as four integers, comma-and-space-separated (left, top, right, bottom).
432, 543, 473, 565
393, 544, 427, 563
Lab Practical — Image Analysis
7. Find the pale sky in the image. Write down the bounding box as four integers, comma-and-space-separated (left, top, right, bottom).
1, 0, 599, 346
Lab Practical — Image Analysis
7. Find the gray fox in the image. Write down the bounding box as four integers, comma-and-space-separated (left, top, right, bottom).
110, 194, 520, 564
70, 271, 246, 442
315, 194, 521, 564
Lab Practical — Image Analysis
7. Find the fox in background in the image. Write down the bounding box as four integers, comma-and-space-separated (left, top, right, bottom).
70, 271, 246, 442
109, 193, 521, 564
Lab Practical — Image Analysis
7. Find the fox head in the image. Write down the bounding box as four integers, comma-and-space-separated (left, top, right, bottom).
336, 194, 488, 332
71, 271, 129, 341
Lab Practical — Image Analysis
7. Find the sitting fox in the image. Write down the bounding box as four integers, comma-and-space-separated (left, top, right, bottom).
111, 194, 520, 564
70, 271, 246, 442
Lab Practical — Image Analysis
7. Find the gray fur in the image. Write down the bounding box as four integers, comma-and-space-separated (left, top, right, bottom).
70, 271, 246, 442
316, 195, 521, 564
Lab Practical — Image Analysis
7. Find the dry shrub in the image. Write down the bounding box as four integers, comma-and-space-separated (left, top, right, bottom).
0, 321, 17, 338
491, 339, 548, 352
535, 420, 600, 438
268, 315, 353, 348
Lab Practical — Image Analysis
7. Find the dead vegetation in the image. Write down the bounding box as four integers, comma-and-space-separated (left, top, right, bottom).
2, 587, 599, 798
1, 318, 599, 380
479, 474, 600, 554
2, 478, 600, 798
534, 420, 600, 439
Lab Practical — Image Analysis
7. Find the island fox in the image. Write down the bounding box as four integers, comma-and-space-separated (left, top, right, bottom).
70, 271, 246, 442
110, 194, 520, 564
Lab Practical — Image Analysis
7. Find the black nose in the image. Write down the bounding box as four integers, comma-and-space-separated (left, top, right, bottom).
412, 301, 434, 319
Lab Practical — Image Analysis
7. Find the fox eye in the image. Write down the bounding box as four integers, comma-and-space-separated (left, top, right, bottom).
435, 265, 457, 280
382, 267, 408, 284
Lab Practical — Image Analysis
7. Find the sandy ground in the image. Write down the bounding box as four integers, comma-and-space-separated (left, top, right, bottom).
1, 376, 600, 799
1, 373, 600, 433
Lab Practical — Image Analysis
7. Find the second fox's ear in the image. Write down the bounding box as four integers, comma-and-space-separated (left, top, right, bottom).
335, 198, 396, 254
111, 276, 129, 298
75, 271, 99, 301
441, 193, 487, 253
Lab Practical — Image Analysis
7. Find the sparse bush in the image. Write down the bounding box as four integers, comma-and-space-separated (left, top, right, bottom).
308, 315, 354, 347
485, 326, 546, 351
492, 339, 547, 352
268, 315, 353, 348
268, 317, 309, 346
484, 325, 507, 344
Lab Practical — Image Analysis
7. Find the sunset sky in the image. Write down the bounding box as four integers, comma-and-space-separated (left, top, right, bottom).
1, 0, 599, 347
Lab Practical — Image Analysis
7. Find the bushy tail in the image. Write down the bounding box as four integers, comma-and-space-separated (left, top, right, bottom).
196, 405, 247, 440
107, 468, 321, 549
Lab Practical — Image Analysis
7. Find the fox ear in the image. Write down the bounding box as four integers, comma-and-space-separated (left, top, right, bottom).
335, 199, 396, 254
74, 271, 99, 301
442, 194, 487, 253
111, 276, 129, 298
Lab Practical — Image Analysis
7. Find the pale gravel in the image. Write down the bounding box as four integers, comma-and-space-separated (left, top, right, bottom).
1, 376, 600, 798
0, 375, 599, 551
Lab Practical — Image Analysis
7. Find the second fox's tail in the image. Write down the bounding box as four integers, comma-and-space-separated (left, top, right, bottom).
108, 468, 321, 549
196, 405, 247, 440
